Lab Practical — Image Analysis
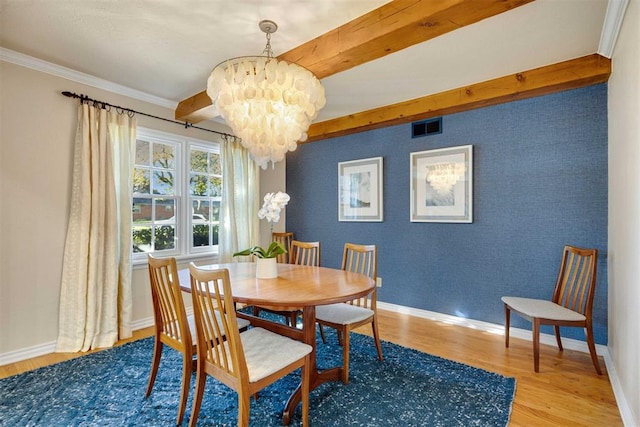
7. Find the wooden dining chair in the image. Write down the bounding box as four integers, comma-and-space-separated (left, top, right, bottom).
188, 264, 312, 427
315, 243, 384, 384
146, 255, 250, 425
272, 231, 294, 264
145, 254, 196, 425
253, 240, 321, 326
291, 240, 321, 267
502, 245, 602, 374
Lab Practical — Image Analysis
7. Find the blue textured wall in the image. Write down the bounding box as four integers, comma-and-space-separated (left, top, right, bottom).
286, 84, 608, 344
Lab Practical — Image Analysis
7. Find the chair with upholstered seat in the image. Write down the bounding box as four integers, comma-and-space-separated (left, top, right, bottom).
188, 264, 312, 427
145, 254, 196, 425
272, 231, 294, 264
315, 243, 383, 384
145, 255, 250, 425
253, 240, 321, 326
501, 245, 602, 374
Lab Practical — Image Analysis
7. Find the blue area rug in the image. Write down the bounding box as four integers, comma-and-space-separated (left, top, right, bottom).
1, 319, 515, 426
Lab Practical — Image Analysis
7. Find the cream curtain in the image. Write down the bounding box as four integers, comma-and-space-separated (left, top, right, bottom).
219, 137, 259, 262
56, 104, 136, 352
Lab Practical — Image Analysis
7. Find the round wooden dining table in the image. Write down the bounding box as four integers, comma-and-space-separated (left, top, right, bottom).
177, 262, 375, 425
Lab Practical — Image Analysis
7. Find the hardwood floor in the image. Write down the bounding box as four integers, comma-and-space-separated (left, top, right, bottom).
0, 309, 622, 426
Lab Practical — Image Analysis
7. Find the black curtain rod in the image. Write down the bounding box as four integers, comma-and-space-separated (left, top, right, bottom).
61, 91, 236, 139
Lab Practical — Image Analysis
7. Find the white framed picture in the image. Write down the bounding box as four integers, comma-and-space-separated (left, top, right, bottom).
410, 145, 473, 223
338, 157, 383, 222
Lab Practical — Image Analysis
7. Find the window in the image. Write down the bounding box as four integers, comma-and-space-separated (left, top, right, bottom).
132, 128, 221, 260
188, 145, 222, 252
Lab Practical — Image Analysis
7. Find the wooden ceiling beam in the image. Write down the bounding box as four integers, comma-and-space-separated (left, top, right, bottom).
303, 54, 611, 143
175, 0, 534, 123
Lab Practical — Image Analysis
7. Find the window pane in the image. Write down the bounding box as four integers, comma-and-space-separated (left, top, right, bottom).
211, 153, 221, 175
190, 149, 208, 173
135, 140, 150, 165
133, 197, 152, 223
193, 224, 210, 247
211, 201, 220, 222
153, 171, 174, 195
192, 200, 210, 221
190, 174, 208, 196
155, 198, 175, 222
209, 177, 222, 197
132, 226, 151, 253
155, 226, 175, 250
153, 144, 175, 168
133, 168, 150, 194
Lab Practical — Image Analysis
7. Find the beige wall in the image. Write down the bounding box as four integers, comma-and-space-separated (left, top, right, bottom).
608, 0, 640, 424
0, 60, 234, 354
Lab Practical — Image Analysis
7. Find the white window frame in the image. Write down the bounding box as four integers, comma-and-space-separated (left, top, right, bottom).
187, 142, 222, 255
132, 127, 221, 264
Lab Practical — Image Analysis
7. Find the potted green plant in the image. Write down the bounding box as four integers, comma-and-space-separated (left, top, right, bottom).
232, 241, 287, 259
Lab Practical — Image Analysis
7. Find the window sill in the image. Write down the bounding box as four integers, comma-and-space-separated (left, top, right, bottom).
132, 252, 220, 270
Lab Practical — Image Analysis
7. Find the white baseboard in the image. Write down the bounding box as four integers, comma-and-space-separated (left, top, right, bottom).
0, 341, 58, 366
376, 301, 608, 355
0, 307, 196, 367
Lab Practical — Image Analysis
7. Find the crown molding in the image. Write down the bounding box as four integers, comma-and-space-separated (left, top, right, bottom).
598, 0, 629, 58
0, 47, 177, 110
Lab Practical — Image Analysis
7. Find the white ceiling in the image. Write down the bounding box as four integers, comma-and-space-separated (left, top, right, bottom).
0, 0, 615, 124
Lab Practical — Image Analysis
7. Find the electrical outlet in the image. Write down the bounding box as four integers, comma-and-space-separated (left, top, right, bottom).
376, 277, 382, 287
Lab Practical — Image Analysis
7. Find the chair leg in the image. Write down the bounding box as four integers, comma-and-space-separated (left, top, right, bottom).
188, 366, 207, 427
301, 355, 310, 426
554, 325, 563, 351
145, 338, 163, 397
252, 306, 260, 317
319, 323, 327, 343
341, 327, 350, 384
289, 312, 297, 328
371, 317, 383, 361
504, 304, 510, 348
585, 324, 603, 375
176, 353, 192, 425
238, 390, 251, 427
533, 319, 541, 373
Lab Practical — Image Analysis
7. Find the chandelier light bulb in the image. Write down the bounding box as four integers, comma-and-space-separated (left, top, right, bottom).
206, 20, 326, 169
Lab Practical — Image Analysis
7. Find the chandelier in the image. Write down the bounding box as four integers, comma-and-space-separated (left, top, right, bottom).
206, 20, 326, 169
426, 162, 466, 195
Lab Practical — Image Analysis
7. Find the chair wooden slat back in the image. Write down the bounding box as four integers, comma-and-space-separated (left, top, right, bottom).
146, 255, 195, 425
291, 240, 321, 266
188, 263, 312, 426
148, 255, 191, 346
553, 246, 598, 317
272, 231, 294, 263
502, 245, 601, 374
341, 243, 377, 309
189, 264, 246, 383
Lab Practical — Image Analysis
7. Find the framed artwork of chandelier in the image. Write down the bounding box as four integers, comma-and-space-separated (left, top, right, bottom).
410, 145, 473, 223
206, 20, 326, 170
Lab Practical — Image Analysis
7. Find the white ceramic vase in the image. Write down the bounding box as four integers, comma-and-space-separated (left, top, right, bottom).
256, 257, 278, 279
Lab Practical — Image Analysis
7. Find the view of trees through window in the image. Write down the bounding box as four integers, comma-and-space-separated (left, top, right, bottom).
132, 129, 220, 257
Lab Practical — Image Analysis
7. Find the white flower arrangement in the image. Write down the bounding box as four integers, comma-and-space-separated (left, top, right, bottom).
257, 191, 290, 223
233, 191, 291, 259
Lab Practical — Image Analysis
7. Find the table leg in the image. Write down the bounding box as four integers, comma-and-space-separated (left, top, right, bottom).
282, 306, 343, 425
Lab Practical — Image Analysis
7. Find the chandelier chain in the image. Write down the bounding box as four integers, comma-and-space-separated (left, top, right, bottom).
262, 31, 274, 58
